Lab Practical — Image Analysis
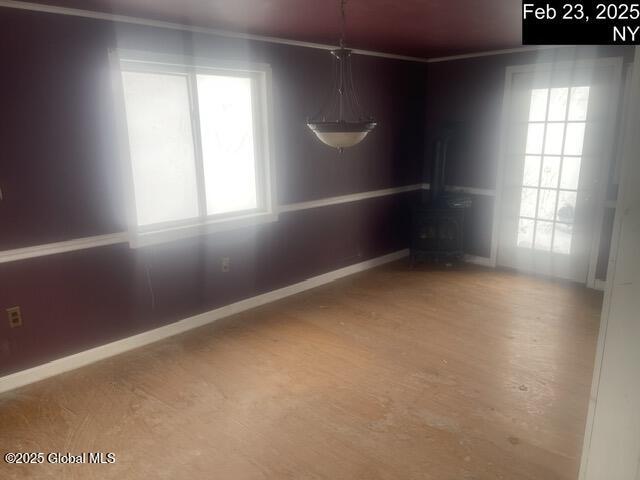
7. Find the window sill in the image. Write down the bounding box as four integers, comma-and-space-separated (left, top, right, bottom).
129, 211, 278, 248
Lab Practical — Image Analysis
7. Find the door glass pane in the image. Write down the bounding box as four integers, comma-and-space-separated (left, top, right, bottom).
547, 88, 568, 121
540, 156, 560, 188
557, 191, 577, 223
518, 218, 535, 248
568, 86, 590, 121
523, 155, 541, 187
519, 188, 538, 218
121, 71, 199, 226
526, 123, 545, 154
553, 223, 573, 254
534, 220, 553, 251
560, 156, 582, 190
529, 89, 548, 121
537, 189, 558, 220
544, 123, 565, 154
564, 123, 586, 155
508, 83, 595, 269
197, 74, 258, 216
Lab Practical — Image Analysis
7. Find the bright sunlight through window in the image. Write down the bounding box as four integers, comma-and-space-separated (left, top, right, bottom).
517, 86, 589, 254
197, 74, 258, 216
117, 53, 274, 244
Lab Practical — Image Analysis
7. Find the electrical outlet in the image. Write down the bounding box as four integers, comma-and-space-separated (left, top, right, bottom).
221, 257, 231, 273
7, 306, 22, 328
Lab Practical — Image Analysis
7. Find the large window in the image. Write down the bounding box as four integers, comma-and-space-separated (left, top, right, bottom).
114, 51, 275, 246
517, 85, 589, 254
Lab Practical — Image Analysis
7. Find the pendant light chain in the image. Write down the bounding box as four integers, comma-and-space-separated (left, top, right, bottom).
306, 0, 377, 151
340, 0, 347, 47
338, 0, 348, 121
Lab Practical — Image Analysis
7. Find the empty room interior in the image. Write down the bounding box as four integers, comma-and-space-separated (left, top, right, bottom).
1, 1, 640, 479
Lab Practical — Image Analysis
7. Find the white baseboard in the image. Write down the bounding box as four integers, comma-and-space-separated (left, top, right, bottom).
594, 279, 607, 291
0, 249, 409, 395
464, 254, 495, 267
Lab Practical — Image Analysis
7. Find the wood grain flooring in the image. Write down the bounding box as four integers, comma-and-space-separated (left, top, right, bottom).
0, 262, 603, 480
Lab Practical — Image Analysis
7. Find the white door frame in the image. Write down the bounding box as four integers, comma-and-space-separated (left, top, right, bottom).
579, 46, 640, 480
490, 57, 623, 287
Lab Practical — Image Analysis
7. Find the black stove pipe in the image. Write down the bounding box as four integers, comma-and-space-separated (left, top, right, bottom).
430, 128, 453, 204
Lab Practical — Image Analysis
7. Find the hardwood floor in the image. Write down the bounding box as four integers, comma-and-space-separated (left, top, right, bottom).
0, 262, 602, 480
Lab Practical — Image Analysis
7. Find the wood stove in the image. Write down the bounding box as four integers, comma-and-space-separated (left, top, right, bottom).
411, 127, 471, 264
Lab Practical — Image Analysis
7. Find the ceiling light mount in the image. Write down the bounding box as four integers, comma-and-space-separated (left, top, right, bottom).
307, 0, 377, 152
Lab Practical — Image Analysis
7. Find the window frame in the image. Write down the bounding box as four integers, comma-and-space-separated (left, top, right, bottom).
109, 49, 277, 248
516, 85, 590, 255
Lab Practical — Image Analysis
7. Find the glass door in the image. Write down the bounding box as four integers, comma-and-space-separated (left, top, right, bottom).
518, 86, 589, 255
498, 60, 621, 282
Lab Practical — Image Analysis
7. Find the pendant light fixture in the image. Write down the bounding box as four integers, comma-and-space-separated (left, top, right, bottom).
307, 0, 377, 152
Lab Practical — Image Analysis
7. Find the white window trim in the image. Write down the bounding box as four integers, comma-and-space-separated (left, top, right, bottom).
109, 49, 278, 248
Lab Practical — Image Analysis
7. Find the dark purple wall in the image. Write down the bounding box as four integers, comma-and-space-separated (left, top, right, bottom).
424, 45, 633, 262
2, 8, 627, 377
0, 8, 426, 375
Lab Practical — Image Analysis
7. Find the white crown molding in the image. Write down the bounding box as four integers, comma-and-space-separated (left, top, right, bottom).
0, 0, 429, 63
0, 248, 409, 394
0, 0, 566, 64
426, 45, 575, 63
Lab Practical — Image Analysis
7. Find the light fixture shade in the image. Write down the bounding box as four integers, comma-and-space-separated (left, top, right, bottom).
307, 1, 376, 152
307, 121, 377, 149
